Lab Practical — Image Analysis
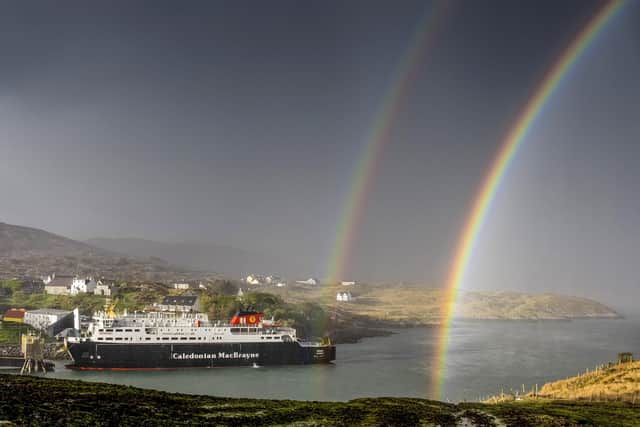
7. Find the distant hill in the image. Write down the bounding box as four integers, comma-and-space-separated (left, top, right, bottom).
274, 284, 620, 323
0, 222, 106, 258
86, 237, 281, 278
0, 222, 210, 282
458, 291, 620, 320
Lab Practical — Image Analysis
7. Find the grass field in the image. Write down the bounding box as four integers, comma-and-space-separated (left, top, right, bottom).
535, 360, 640, 402
1, 374, 639, 426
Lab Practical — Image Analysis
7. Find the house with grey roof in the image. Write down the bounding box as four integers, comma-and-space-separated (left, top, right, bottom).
155, 295, 200, 312
44, 275, 74, 295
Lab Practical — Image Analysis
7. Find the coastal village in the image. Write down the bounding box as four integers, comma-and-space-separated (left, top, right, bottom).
0, 271, 362, 355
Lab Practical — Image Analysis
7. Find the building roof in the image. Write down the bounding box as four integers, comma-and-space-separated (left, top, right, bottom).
161, 296, 198, 306
3, 308, 26, 319
47, 276, 74, 287
26, 309, 72, 316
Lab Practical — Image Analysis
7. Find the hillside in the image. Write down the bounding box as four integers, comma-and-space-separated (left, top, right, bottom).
86, 237, 279, 277
458, 291, 619, 320
536, 360, 640, 402
271, 284, 620, 324
0, 222, 212, 282
0, 222, 106, 258
1, 375, 639, 426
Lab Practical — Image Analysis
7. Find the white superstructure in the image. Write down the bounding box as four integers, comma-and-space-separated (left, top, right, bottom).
68, 310, 299, 345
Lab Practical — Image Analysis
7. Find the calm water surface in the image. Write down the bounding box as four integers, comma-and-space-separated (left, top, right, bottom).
46, 317, 640, 402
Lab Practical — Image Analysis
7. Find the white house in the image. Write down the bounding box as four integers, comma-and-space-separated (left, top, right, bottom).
245, 275, 264, 285
173, 282, 192, 290
94, 280, 118, 297
295, 278, 318, 286
336, 292, 353, 302
237, 287, 244, 298
70, 277, 97, 295
341, 281, 356, 286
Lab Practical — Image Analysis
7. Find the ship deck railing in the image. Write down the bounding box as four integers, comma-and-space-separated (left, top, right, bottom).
297, 341, 325, 347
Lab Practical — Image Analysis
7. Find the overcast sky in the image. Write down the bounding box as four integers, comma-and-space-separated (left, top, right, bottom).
1, 1, 638, 307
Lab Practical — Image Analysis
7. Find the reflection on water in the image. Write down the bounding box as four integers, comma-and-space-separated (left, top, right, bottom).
45, 317, 640, 402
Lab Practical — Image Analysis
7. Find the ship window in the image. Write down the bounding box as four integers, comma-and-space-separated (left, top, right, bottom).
98, 329, 104, 332
115, 337, 123, 341
198, 337, 201, 340
105, 329, 113, 332
97, 338, 103, 341
125, 329, 132, 332
146, 338, 151, 341
249, 328, 257, 333
189, 337, 196, 340
241, 328, 248, 333
230, 328, 240, 333
180, 337, 187, 340
162, 337, 169, 340
105, 337, 113, 340
266, 337, 272, 340
135, 329, 140, 332
115, 329, 123, 332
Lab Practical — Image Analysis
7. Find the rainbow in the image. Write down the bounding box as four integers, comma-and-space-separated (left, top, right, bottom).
430, 0, 625, 399
325, 0, 451, 284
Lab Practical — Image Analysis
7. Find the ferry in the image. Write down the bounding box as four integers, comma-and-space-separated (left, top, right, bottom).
65, 309, 335, 370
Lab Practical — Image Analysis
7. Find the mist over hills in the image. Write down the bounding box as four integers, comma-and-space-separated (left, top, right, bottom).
0, 221, 299, 279
86, 237, 282, 278
0, 222, 203, 281
0, 221, 623, 319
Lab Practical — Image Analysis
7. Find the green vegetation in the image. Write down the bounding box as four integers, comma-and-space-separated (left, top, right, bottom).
0, 278, 336, 341
0, 375, 638, 426
1, 287, 105, 317
200, 291, 333, 339
0, 321, 37, 344
466, 400, 640, 427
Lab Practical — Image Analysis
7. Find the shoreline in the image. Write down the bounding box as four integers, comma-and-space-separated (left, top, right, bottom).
331, 314, 624, 344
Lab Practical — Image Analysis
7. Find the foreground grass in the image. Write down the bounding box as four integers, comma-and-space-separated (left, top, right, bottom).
1, 375, 639, 426
469, 400, 640, 427
535, 360, 640, 402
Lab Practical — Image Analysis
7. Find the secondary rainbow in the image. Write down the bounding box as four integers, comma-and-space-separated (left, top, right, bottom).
430, 0, 625, 399
325, 1, 450, 284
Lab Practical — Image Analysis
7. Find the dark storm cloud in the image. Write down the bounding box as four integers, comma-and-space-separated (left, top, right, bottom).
0, 1, 638, 308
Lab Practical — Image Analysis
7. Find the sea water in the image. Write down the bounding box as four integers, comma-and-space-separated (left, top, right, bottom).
45, 317, 640, 402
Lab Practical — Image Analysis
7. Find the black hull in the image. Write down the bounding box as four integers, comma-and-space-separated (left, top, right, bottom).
67, 341, 335, 370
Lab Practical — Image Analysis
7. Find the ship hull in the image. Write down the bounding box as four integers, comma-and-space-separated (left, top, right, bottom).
66, 341, 335, 370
